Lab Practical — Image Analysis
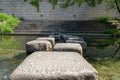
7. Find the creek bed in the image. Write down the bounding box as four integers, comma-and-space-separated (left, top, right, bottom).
0, 35, 119, 80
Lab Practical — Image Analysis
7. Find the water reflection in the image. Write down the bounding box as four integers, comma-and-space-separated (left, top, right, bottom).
85, 38, 120, 58
0, 36, 38, 80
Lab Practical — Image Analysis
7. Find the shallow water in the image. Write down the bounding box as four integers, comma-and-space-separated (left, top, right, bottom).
0, 35, 119, 80
0, 36, 38, 80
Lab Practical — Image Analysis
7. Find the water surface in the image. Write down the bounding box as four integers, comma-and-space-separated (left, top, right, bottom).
0, 35, 119, 80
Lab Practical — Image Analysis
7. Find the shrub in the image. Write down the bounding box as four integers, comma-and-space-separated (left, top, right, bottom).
0, 14, 20, 34
96, 16, 112, 23
105, 29, 120, 37
105, 29, 117, 34
96, 16, 119, 26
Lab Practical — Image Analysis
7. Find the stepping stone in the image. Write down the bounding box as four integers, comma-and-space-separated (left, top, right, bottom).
61, 34, 79, 42
53, 43, 83, 55
11, 52, 98, 80
66, 40, 87, 49
68, 37, 84, 41
36, 37, 55, 46
49, 34, 61, 41
26, 40, 52, 54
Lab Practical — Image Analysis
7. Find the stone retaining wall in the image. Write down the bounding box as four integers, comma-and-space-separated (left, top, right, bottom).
0, 0, 118, 21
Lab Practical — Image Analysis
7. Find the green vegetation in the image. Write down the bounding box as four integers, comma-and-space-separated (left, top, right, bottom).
105, 29, 120, 56
0, 37, 21, 49
105, 29, 120, 35
96, 16, 119, 25
24, 0, 120, 15
96, 16, 112, 23
24, 0, 103, 10
0, 36, 22, 59
86, 37, 120, 80
0, 14, 20, 34
87, 58, 120, 80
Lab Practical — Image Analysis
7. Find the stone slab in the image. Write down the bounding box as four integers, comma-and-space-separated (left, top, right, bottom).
36, 37, 55, 46
49, 34, 61, 41
66, 40, 87, 49
11, 52, 98, 80
26, 40, 52, 54
53, 43, 83, 55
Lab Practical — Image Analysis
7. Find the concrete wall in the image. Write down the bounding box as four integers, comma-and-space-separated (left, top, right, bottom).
0, 0, 118, 21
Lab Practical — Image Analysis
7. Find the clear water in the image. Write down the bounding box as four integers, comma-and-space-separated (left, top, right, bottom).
0, 35, 119, 80
0, 36, 39, 80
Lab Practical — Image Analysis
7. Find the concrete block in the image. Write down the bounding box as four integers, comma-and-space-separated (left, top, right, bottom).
53, 43, 83, 55
49, 34, 61, 41
11, 52, 98, 80
66, 40, 87, 49
36, 37, 55, 46
26, 40, 52, 54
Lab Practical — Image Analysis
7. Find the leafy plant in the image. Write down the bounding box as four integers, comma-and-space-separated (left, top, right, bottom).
96, 16, 119, 26
96, 16, 112, 22
48, 0, 58, 9
105, 29, 120, 35
24, 0, 103, 11
0, 14, 20, 34
105, 29, 120, 58
24, 0, 120, 16
108, 19, 119, 25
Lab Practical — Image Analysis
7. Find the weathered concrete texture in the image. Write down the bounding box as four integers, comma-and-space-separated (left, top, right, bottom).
11, 52, 98, 80
66, 40, 87, 49
14, 21, 115, 34
26, 40, 52, 54
36, 37, 55, 46
53, 43, 83, 55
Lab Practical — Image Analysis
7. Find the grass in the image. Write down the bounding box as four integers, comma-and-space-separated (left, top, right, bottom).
87, 58, 120, 80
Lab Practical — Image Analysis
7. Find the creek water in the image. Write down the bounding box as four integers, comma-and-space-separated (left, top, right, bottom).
0, 35, 119, 80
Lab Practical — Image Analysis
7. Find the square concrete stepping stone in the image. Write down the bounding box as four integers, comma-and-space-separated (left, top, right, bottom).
36, 37, 55, 46
53, 43, 83, 55
66, 40, 87, 49
49, 34, 61, 41
26, 40, 52, 54
11, 52, 98, 80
